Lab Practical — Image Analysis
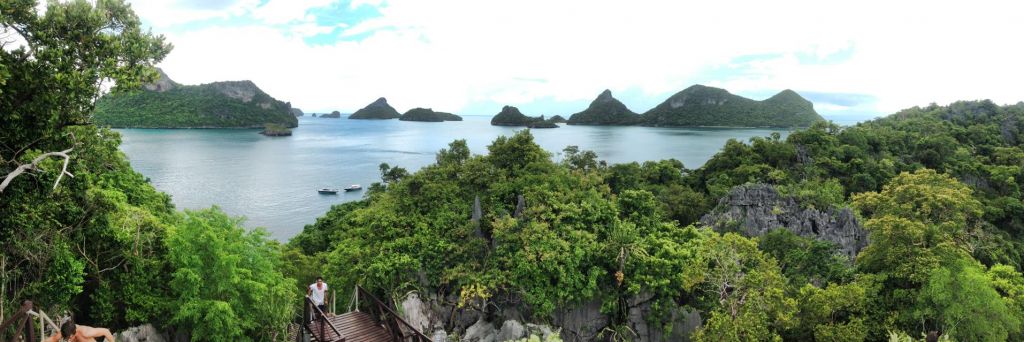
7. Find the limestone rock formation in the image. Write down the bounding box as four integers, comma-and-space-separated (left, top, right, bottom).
700, 184, 868, 258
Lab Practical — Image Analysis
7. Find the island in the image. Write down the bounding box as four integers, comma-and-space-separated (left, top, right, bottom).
642, 85, 822, 127
320, 111, 342, 118
549, 115, 567, 123
349, 97, 401, 119
529, 117, 560, 129
399, 108, 463, 122
567, 89, 642, 125
490, 105, 544, 126
92, 69, 298, 128
291, 108, 304, 117
260, 123, 292, 136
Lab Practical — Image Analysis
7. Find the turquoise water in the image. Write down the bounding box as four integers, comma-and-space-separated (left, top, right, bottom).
117, 116, 789, 240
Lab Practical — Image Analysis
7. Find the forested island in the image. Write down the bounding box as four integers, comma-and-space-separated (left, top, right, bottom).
320, 110, 342, 118
92, 69, 298, 128
567, 89, 643, 125
399, 108, 463, 122
490, 105, 559, 128
4, 2, 1024, 342
349, 97, 401, 119
564, 85, 823, 127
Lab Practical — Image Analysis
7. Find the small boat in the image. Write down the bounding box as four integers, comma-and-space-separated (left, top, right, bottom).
344, 184, 363, 192
318, 188, 339, 194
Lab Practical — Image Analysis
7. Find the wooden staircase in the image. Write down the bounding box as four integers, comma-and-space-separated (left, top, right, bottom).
299, 286, 431, 342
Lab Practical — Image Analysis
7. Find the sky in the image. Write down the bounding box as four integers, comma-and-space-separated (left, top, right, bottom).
125, 0, 1024, 123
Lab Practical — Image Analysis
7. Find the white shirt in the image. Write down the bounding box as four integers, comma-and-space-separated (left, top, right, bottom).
309, 282, 328, 305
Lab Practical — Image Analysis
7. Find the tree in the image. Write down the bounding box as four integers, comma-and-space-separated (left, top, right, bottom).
916, 257, 1020, 341
1, 0, 172, 327
691, 232, 796, 341
167, 208, 296, 340
1, 0, 170, 190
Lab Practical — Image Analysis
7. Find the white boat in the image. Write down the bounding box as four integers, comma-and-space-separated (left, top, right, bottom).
344, 184, 362, 192
318, 188, 339, 194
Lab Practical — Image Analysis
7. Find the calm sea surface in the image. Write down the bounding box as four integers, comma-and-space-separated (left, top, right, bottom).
116, 116, 790, 240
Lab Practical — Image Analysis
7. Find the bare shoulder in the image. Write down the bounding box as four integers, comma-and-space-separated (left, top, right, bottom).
77, 325, 112, 337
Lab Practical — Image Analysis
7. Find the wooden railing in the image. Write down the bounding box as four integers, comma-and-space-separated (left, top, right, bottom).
301, 296, 345, 342
0, 300, 35, 342
354, 286, 431, 342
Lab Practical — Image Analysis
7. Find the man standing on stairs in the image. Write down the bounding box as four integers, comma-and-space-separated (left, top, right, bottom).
307, 276, 329, 317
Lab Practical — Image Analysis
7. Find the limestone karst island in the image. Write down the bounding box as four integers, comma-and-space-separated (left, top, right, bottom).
4, 1, 1024, 342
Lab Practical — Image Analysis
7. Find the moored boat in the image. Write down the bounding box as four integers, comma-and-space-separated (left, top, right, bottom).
318, 188, 339, 194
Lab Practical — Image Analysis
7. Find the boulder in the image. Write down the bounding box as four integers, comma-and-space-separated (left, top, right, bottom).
496, 320, 526, 341
462, 319, 497, 342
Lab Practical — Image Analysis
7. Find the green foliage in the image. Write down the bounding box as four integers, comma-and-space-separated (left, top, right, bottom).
689, 233, 796, 341
1, 0, 177, 328
758, 229, 853, 287
167, 208, 296, 340
93, 81, 297, 128
916, 257, 1020, 341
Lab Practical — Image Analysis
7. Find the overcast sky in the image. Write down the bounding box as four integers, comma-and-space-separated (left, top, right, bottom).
126, 0, 1024, 122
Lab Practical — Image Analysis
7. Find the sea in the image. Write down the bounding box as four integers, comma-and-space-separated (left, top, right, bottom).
116, 115, 791, 241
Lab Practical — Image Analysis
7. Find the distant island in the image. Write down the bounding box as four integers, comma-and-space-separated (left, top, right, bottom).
399, 108, 463, 122
93, 69, 298, 128
642, 85, 822, 127
549, 115, 567, 123
559, 85, 823, 127
260, 123, 292, 136
320, 111, 342, 118
567, 89, 642, 125
349, 97, 401, 119
490, 106, 560, 128
291, 108, 304, 117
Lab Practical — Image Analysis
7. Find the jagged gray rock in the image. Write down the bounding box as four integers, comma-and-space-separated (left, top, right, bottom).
700, 184, 867, 258
627, 293, 701, 342
463, 319, 497, 342
402, 292, 436, 333
115, 324, 166, 342
552, 299, 607, 341
496, 320, 526, 341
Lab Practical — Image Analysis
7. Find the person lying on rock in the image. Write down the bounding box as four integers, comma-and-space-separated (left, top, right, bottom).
46, 318, 115, 342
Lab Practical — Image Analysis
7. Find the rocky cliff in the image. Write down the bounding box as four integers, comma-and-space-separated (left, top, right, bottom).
349, 97, 401, 119
567, 89, 643, 125
700, 184, 867, 258
397, 290, 699, 342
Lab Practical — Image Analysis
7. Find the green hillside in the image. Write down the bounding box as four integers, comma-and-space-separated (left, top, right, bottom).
642, 85, 823, 127
93, 73, 297, 128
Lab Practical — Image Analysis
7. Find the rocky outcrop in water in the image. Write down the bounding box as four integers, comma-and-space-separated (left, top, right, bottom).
700, 184, 867, 258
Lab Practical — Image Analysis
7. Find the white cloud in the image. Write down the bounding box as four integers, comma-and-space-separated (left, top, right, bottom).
145, 0, 1024, 118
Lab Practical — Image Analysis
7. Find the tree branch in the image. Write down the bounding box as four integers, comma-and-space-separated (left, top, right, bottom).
0, 148, 74, 193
